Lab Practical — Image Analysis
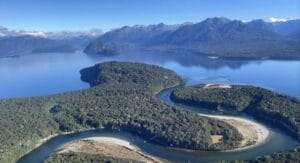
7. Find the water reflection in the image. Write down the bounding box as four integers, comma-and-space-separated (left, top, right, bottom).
90, 52, 253, 70
0, 52, 299, 98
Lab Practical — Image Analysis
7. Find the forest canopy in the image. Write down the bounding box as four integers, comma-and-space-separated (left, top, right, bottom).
0, 62, 242, 163
171, 84, 300, 139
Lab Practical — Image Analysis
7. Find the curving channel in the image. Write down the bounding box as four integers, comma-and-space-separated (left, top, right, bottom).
17, 86, 299, 163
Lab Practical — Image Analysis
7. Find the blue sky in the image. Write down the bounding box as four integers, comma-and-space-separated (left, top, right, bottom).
0, 0, 299, 32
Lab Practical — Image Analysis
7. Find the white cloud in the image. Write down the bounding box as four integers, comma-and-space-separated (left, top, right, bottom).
241, 20, 250, 23
0, 25, 103, 38
44, 29, 103, 39
17, 30, 46, 37
268, 17, 296, 23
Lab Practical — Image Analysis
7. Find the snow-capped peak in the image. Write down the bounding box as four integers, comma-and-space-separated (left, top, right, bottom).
268, 17, 295, 23
0, 25, 103, 38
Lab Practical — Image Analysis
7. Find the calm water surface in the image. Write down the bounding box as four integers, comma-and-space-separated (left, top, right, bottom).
0, 52, 299, 98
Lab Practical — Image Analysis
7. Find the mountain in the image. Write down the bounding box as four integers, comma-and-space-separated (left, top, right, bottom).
0, 35, 76, 57
0, 26, 46, 37
272, 19, 300, 39
85, 17, 300, 59
44, 29, 103, 48
0, 26, 10, 37
155, 18, 299, 59
84, 23, 180, 55
84, 41, 119, 56
155, 18, 280, 45
0, 27, 103, 58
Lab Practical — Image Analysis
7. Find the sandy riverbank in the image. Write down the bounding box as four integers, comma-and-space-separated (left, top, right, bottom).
56, 137, 163, 163
199, 113, 270, 151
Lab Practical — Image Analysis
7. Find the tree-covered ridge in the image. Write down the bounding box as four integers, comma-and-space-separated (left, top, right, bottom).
251, 147, 300, 163
0, 62, 242, 163
171, 84, 300, 139
45, 152, 146, 163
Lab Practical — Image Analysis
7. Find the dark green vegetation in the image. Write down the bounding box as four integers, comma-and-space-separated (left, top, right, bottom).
251, 147, 300, 163
171, 84, 300, 139
45, 152, 145, 163
85, 17, 300, 59
0, 62, 242, 163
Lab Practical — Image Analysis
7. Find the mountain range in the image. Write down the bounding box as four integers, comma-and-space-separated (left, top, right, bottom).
0, 28, 102, 58
0, 17, 299, 59
85, 17, 300, 59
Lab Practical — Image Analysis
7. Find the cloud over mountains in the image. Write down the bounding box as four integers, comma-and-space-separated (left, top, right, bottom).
0, 26, 103, 39
268, 17, 297, 23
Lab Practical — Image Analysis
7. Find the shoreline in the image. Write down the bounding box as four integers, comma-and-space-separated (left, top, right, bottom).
56, 136, 164, 163
198, 113, 270, 152
159, 84, 270, 152
80, 137, 138, 151
23, 85, 269, 162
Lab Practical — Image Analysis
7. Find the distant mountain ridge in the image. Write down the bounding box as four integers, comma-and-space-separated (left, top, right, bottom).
0, 35, 76, 57
272, 19, 300, 39
0, 27, 103, 57
0, 26, 103, 39
1, 18, 299, 59
85, 17, 300, 59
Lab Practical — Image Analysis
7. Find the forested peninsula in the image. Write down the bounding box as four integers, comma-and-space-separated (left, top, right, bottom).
0, 62, 243, 163
171, 84, 300, 140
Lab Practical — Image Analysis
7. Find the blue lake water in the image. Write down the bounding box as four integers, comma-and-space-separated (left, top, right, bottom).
0, 52, 299, 98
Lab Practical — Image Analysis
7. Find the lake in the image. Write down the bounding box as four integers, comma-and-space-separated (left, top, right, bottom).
0, 51, 299, 99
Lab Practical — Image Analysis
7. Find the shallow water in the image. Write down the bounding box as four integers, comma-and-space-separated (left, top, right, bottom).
17, 129, 299, 163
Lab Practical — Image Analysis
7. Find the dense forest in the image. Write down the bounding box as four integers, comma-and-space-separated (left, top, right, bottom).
45, 152, 145, 163
250, 147, 300, 163
0, 62, 243, 163
171, 84, 300, 140
170, 84, 300, 162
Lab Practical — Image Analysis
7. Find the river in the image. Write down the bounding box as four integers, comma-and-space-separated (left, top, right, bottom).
17, 86, 299, 162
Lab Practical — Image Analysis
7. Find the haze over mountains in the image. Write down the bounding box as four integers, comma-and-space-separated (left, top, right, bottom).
1, 17, 299, 59
0, 28, 102, 57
